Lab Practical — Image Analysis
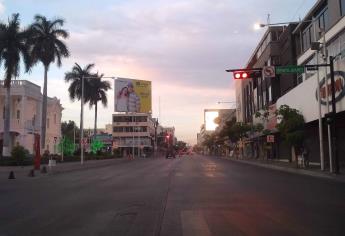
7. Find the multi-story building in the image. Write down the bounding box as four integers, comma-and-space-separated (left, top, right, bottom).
237, 25, 297, 123
277, 0, 345, 169
237, 24, 298, 160
0, 80, 63, 155
236, 0, 345, 170
112, 113, 155, 157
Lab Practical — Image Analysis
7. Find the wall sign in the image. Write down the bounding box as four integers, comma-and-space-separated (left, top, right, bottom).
315, 71, 345, 105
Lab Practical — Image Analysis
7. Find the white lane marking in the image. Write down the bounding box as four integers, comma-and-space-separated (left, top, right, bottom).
181, 210, 212, 236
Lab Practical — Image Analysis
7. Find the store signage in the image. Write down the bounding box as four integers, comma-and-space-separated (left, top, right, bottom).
316, 71, 345, 105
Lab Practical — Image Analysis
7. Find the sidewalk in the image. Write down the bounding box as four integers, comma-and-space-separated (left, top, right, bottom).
219, 156, 345, 183
0, 158, 130, 180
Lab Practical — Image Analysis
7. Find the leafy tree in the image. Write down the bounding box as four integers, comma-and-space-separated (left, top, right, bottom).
275, 105, 305, 163
11, 144, 30, 166
61, 120, 79, 141
176, 141, 187, 151
202, 134, 215, 151
90, 139, 104, 154
29, 15, 69, 149
0, 13, 31, 156
219, 117, 251, 143
58, 137, 75, 156
88, 74, 111, 136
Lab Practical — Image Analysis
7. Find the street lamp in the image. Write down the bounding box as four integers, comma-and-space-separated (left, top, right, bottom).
80, 75, 116, 165
254, 20, 313, 30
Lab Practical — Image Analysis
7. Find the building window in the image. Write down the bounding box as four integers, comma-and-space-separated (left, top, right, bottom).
47, 118, 50, 129
2, 106, 4, 119
341, 0, 345, 16
271, 56, 280, 65
54, 114, 57, 124
302, 25, 313, 51
32, 115, 36, 126
317, 7, 329, 32
16, 110, 20, 119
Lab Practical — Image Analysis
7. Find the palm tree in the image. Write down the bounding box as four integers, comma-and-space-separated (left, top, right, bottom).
0, 13, 31, 156
64, 63, 95, 134
29, 15, 69, 150
88, 74, 111, 136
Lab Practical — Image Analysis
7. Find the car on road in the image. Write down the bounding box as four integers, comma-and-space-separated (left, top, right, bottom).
166, 149, 176, 159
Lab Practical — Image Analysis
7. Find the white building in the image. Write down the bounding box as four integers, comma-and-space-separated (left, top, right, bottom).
112, 113, 155, 157
0, 80, 63, 155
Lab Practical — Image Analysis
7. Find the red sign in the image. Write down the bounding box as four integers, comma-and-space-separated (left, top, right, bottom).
81, 138, 88, 145
267, 135, 275, 143
34, 134, 41, 170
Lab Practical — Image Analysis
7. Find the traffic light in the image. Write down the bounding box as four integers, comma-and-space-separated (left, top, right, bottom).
233, 70, 261, 79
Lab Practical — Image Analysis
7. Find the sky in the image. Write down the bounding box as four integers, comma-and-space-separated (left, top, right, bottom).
0, 0, 316, 144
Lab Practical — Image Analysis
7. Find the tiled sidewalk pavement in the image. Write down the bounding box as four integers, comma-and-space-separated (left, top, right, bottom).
218, 155, 345, 183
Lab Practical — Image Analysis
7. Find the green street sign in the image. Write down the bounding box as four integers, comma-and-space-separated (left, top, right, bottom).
276, 65, 304, 74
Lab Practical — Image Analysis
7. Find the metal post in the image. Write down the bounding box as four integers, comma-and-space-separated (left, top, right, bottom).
313, 22, 324, 171
315, 52, 325, 170
132, 114, 135, 158
61, 137, 64, 162
73, 124, 76, 147
321, 31, 333, 173
329, 56, 339, 173
80, 76, 84, 165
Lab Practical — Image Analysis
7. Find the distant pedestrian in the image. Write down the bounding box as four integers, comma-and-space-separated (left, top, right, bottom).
302, 146, 309, 168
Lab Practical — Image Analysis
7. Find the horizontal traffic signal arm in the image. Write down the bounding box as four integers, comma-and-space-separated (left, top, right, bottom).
225, 68, 262, 72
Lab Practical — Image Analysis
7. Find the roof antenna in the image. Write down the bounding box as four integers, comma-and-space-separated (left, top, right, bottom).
267, 13, 271, 25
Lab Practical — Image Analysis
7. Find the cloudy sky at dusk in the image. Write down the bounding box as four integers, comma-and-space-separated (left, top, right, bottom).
0, 0, 316, 144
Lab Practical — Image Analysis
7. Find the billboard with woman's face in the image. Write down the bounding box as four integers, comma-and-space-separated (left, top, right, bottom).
114, 78, 152, 113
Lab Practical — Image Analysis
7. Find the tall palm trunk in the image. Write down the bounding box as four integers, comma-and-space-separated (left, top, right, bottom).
94, 102, 98, 136
2, 86, 11, 157
41, 65, 48, 149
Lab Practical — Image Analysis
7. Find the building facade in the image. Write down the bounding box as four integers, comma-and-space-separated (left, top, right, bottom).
236, 0, 345, 170
277, 0, 345, 168
112, 113, 155, 157
0, 80, 63, 155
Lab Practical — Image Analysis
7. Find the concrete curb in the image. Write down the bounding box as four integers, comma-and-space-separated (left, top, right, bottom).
219, 156, 345, 183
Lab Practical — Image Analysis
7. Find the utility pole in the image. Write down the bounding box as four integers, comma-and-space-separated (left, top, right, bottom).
329, 56, 339, 173
313, 22, 324, 171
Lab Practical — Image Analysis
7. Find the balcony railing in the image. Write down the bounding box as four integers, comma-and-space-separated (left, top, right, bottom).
0, 80, 41, 95
0, 119, 40, 133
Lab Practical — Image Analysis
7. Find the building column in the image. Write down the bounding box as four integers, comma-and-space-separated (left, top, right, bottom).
19, 95, 26, 148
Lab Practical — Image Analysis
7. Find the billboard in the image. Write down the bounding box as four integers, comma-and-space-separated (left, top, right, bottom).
204, 109, 219, 131
115, 78, 152, 113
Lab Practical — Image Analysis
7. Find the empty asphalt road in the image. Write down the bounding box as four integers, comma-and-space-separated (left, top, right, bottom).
1, 155, 345, 236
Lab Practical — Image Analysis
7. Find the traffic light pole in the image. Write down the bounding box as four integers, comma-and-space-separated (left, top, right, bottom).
329, 56, 339, 174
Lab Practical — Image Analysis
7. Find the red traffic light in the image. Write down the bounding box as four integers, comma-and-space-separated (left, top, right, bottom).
234, 71, 248, 79
233, 70, 261, 79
